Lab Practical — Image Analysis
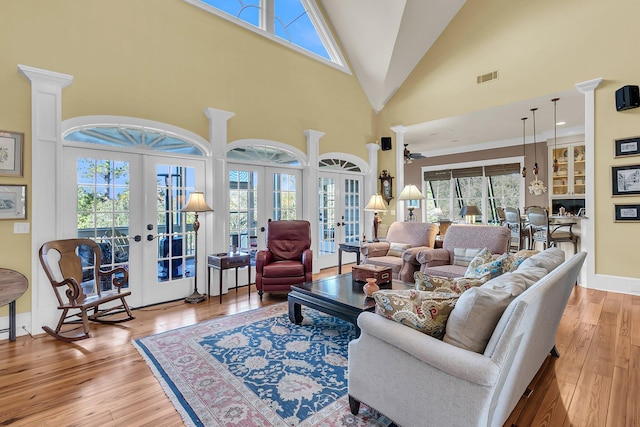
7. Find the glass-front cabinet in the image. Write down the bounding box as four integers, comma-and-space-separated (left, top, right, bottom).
549, 141, 585, 197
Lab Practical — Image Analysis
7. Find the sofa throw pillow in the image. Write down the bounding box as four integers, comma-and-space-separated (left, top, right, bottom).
416, 274, 486, 294
443, 264, 547, 353
386, 243, 412, 257
518, 247, 565, 274
453, 247, 485, 267
466, 252, 510, 280
506, 249, 540, 272
461, 247, 492, 273
373, 289, 459, 339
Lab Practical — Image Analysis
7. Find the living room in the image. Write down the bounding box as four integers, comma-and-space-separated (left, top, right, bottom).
1, 0, 639, 425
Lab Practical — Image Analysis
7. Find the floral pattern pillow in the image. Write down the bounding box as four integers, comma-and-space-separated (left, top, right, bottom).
463, 248, 493, 276
373, 289, 459, 339
466, 252, 511, 280
413, 272, 486, 294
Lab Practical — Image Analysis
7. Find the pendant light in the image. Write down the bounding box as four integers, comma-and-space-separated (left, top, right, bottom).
521, 117, 527, 178
531, 107, 539, 175
551, 97, 560, 173
528, 107, 547, 195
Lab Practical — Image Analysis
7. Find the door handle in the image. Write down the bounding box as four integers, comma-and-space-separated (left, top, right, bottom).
260, 227, 265, 232
147, 234, 159, 241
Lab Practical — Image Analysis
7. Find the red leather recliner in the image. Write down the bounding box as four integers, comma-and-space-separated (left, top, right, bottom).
255, 220, 312, 300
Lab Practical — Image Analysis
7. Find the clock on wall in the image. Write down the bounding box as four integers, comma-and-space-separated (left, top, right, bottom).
379, 170, 393, 204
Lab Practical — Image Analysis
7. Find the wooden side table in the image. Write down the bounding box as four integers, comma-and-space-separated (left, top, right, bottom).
0, 268, 28, 341
338, 242, 362, 274
207, 252, 251, 304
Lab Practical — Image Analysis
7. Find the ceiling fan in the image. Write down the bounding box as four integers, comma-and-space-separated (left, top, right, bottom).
404, 144, 426, 163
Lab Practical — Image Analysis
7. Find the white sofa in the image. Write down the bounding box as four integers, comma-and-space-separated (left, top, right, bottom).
348, 248, 586, 427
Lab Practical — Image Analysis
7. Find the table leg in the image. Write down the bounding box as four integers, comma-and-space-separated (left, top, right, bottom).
207, 266, 211, 298
219, 268, 223, 305
235, 267, 239, 296
247, 265, 251, 301
338, 247, 343, 274
356, 250, 360, 266
288, 298, 303, 324
9, 300, 16, 341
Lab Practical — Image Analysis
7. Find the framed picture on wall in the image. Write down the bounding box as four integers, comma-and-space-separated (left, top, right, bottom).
0, 130, 24, 177
614, 204, 640, 222
614, 136, 640, 158
0, 185, 27, 220
612, 165, 640, 196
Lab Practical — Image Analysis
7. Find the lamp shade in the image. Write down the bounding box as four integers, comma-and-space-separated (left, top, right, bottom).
181, 192, 213, 213
460, 205, 481, 217
432, 207, 443, 217
398, 184, 425, 201
364, 194, 388, 212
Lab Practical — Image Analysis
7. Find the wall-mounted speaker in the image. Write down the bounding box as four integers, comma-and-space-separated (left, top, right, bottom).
615, 85, 640, 111
381, 137, 392, 151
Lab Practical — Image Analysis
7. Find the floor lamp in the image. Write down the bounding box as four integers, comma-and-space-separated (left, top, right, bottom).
398, 184, 425, 222
181, 191, 213, 304
364, 194, 388, 242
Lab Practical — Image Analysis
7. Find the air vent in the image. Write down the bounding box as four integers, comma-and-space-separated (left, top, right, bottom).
477, 70, 498, 84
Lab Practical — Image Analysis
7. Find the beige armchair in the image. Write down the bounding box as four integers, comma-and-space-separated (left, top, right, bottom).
360, 222, 439, 282
416, 224, 511, 278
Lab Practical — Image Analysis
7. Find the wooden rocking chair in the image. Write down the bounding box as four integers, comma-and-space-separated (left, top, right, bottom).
39, 238, 135, 342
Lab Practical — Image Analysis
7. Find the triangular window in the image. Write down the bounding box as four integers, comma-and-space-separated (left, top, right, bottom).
185, 0, 349, 72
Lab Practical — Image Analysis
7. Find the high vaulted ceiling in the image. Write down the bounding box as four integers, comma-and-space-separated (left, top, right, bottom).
319, 0, 585, 155
321, 0, 466, 113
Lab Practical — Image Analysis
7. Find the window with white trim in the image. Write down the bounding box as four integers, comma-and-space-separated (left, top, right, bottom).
184, 0, 349, 72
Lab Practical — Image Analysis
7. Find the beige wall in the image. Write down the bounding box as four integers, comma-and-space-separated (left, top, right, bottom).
377, 0, 640, 279
0, 0, 374, 317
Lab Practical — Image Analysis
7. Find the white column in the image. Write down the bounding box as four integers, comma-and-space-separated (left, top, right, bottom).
366, 142, 380, 238
204, 107, 235, 296
575, 77, 602, 288
391, 125, 407, 221
18, 64, 73, 334
304, 129, 324, 274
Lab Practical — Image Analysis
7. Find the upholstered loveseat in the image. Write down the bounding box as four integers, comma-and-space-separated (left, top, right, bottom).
348, 248, 586, 427
416, 224, 510, 278
360, 221, 438, 282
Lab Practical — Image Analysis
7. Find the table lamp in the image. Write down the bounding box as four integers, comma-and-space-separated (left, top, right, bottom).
398, 184, 425, 222
460, 205, 481, 224
364, 194, 388, 242
181, 191, 213, 303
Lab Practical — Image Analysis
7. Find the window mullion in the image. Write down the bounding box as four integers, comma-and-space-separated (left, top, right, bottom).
263, 0, 274, 33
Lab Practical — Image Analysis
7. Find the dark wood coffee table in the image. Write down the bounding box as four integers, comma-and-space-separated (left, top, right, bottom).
288, 273, 411, 337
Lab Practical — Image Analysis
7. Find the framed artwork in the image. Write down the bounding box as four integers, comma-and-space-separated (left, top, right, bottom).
614, 136, 640, 158
612, 165, 640, 196
0, 185, 27, 220
0, 130, 24, 177
379, 170, 393, 204
614, 204, 640, 222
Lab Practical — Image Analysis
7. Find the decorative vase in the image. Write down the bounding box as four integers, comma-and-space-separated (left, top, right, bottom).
363, 278, 379, 297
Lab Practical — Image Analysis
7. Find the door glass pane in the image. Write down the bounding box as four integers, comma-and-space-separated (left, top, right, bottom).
318, 176, 335, 256
343, 177, 360, 243
76, 158, 130, 293
273, 172, 297, 220
229, 169, 259, 261
156, 165, 196, 282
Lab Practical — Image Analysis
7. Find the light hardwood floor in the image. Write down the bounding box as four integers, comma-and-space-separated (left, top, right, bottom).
1, 265, 638, 426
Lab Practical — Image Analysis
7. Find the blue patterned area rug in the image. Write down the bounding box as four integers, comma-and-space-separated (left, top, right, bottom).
133, 303, 392, 426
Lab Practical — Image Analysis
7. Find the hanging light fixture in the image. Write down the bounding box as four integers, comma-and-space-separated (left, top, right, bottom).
531, 107, 539, 175
551, 97, 560, 173
521, 117, 527, 177
528, 107, 547, 195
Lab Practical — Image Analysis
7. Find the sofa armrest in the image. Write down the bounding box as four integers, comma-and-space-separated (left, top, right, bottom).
401, 246, 431, 265
357, 312, 500, 386
416, 248, 450, 267
302, 248, 313, 281
360, 242, 390, 258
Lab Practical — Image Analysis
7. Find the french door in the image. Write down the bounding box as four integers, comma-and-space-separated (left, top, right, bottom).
62, 146, 206, 307
317, 172, 362, 269
228, 164, 302, 271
